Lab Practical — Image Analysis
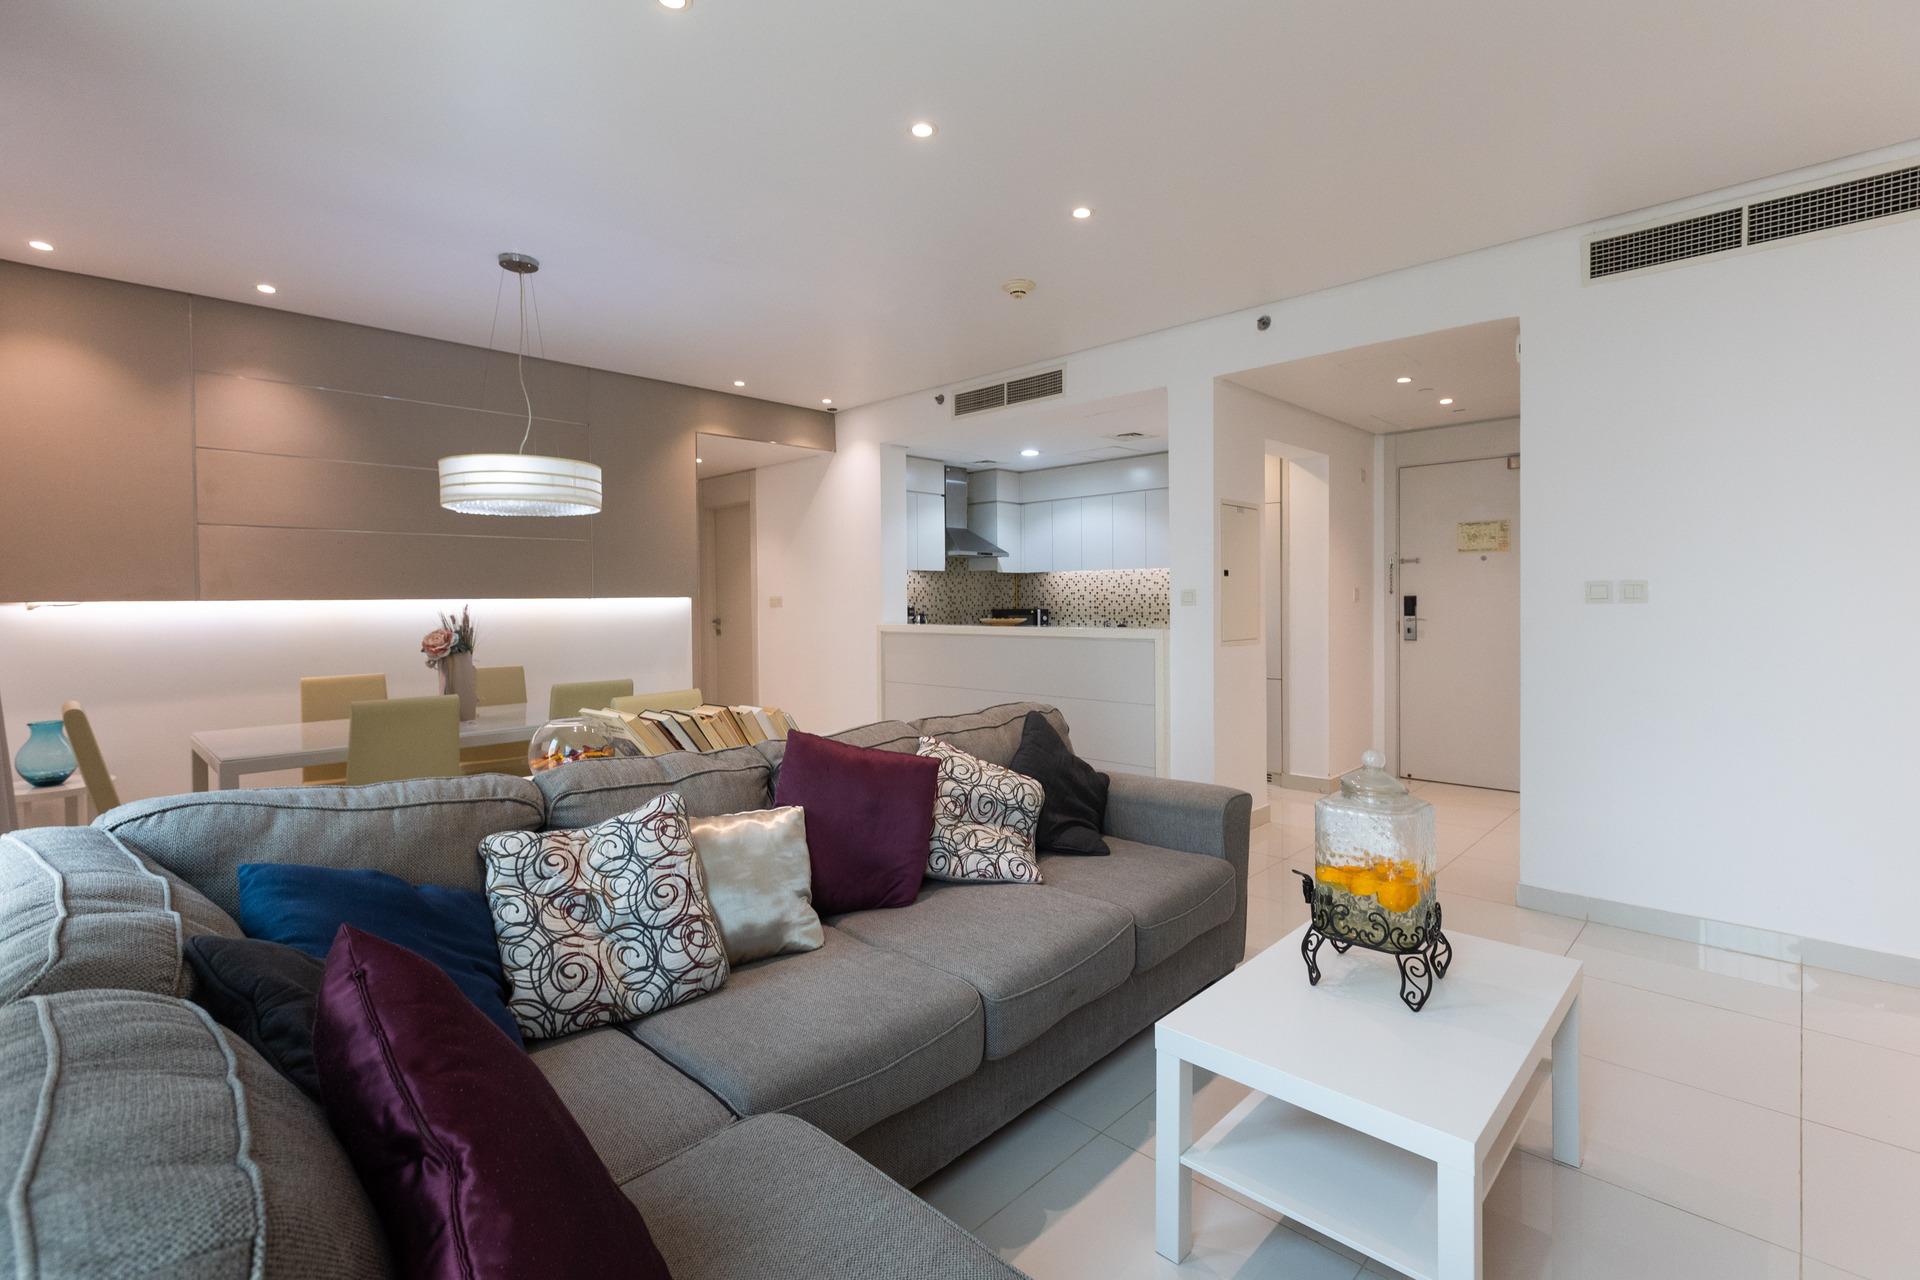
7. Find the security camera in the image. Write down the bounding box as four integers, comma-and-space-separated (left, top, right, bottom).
935, 393, 946, 406
1256, 315, 1271, 331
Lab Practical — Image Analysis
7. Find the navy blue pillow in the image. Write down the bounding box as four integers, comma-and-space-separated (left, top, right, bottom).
235, 864, 523, 1047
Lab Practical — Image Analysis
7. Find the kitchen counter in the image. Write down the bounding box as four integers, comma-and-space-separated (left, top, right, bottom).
878, 625, 1167, 775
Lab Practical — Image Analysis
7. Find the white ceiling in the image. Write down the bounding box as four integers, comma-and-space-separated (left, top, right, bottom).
694, 432, 825, 478
908, 389, 1168, 472
1228, 319, 1521, 433
5, 3, 1918, 411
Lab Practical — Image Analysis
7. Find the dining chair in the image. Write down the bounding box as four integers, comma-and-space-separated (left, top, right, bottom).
461, 664, 530, 777
300, 673, 389, 784
548, 678, 635, 720
345, 695, 461, 786
60, 701, 121, 815
610, 687, 703, 716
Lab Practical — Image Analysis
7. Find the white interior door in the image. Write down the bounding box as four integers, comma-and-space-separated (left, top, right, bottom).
1219, 502, 1260, 643
1398, 457, 1519, 790
710, 502, 756, 706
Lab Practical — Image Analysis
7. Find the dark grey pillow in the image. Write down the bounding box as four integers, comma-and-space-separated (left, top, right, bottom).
186, 935, 325, 1100
1008, 711, 1110, 855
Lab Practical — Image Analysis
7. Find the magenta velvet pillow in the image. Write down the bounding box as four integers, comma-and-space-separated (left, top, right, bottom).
773, 730, 939, 914
314, 926, 672, 1280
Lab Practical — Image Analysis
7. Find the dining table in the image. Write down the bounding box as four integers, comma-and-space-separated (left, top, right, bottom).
189, 702, 546, 791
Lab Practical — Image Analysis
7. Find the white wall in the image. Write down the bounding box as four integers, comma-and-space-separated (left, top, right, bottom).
813, 142, 1920, 959
1283, 457, 1332, 780
1, 597, 692, 803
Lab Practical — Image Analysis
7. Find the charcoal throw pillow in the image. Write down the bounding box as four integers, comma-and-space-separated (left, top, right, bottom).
185, 935, 326, 1100
916, 736, 1044, 885
1008, 710, 1111, 855
481, 792, 729, 1039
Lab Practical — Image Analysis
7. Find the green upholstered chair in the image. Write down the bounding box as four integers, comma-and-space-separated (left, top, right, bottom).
461, 665, 531, 777
609, 687, 703, 716
345, 695, 460, 786
60, 701, 121, 814
300, 673, 388, 784
547, 678, 635, 720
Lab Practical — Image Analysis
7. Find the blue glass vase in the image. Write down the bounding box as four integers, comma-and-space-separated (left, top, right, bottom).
15, 720, 77, 787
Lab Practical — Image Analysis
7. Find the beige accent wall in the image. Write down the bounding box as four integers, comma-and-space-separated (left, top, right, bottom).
0, 260, 832, 602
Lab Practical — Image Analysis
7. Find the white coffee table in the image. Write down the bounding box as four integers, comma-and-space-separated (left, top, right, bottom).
1155, 924, 1580, 1280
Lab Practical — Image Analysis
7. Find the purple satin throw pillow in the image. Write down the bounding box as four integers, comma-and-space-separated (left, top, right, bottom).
773, 730, 939, 914
314, 926, 672, 1280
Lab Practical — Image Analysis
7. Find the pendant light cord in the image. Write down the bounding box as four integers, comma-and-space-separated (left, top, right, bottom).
514, 271, 534, 454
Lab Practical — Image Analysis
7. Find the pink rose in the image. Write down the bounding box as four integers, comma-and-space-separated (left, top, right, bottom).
421, 628, 456, 662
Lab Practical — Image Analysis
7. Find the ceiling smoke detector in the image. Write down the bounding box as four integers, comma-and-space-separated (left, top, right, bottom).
1001, 278, 1036, 300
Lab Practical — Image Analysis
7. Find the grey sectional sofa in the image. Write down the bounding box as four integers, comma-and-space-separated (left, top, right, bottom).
0, 702, 1249, 1278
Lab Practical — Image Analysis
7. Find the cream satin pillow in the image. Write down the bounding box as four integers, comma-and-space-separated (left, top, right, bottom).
689, 806, 825, 965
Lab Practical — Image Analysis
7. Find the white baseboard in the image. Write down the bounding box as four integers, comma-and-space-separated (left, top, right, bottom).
1249, 804, 1270, 829
1270, 772, 1333, 794
1515, 883, 1920, 987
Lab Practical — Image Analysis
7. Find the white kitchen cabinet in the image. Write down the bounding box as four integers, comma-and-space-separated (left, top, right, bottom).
1080, 494, 1114, 570
1144, 488, 1170, 568
1019, 500, 1053, 572
1051, 498, 1084, 570
911, 492, 946, 571
1111, 489, 1147, 569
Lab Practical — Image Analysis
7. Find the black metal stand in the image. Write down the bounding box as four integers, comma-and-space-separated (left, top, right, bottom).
1295, 871, 1451, 1012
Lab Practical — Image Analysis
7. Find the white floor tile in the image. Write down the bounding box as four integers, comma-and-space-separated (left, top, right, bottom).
975, 1135, 1364, 1280
1803, 1031, 1920, 1153
1801, 1262, 1873, 1280
1518, 1057, 1800, 1250
915, 1103, 1102, 1231
1244, 887, 1311, 960
1580, 977, 1800, 1115
1363, 1150, 1800, 1280
1567, 922, 1801, 1025
1104, 1069, 1251, 1158
1432, 819, 1493, 859
1438, 895, 1584, 955
1042, 1029, 1156, 1132
1439, 854, 1520, 905
1803, 965, 1920, 1056
1462, 813, 1521, 865
1803, 1121, 1920, 1280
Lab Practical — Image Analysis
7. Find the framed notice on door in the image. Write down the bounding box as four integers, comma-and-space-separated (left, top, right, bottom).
1456, 519, 1511, 553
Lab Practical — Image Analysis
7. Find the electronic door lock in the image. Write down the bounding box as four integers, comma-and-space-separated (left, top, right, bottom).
1402, 617, 1420, 642
1402, 595, 1420, 642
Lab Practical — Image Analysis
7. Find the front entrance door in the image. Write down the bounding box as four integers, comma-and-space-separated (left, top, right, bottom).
1397, 457, 1519, 790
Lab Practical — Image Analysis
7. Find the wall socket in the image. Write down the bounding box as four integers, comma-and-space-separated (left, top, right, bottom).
1180, 589, 1198, 606
1618, 580, 1649, 604
768, 596, 783, 609
1584, 581, 1612, 604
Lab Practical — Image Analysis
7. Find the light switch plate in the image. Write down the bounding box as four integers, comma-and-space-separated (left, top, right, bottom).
1584, 581, 1612, 604
768, 596, 783, 609
1180, 589, 1198, 606
1618, 580, 1649, 604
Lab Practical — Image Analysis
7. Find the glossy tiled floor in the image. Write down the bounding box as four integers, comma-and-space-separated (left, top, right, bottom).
915, 781, 1920, 1280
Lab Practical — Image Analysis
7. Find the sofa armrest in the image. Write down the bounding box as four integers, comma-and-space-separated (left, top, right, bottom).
1102, 774, 1251, 868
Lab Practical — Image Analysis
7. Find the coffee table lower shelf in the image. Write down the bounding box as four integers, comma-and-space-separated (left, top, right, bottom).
1180, 1061, 1551, 1280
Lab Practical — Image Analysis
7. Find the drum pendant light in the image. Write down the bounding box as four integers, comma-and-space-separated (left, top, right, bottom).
438, 253, 603, 517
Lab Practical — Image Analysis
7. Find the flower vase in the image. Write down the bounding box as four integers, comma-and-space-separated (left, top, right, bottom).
440, 653, 479, 723
15, 720, 77, 787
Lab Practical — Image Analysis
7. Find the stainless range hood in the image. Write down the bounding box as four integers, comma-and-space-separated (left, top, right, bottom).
944, 466, 1008, 558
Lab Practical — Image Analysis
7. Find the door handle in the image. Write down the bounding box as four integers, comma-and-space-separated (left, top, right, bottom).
711, 617, 722, 636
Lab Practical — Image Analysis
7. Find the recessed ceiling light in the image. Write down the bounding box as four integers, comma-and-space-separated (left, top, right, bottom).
821, 398, 833, 405
695, 457, 703, 464
1395, 376, 1412, 384
1020, 449, 1040, 458
27, 239, 53, 252
733, 380, 746, 387
659, 0, 688, 9
1071, 206, 1093, 220
1438, 397, 1454, 405
255, 283, 277, 294
910, 121, 937, 139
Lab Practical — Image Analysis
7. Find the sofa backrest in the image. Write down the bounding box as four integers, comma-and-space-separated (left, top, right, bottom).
98, 775, 545, 916
536, 743, 776, 830
912, 702, 1071, 768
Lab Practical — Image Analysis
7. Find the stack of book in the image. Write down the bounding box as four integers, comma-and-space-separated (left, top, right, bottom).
578, 704, 799, 757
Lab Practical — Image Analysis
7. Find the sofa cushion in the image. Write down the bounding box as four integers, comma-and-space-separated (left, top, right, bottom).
831, 881, 1134, 1059
914, 702, 1073, 768
1038, 838, 1237, 973
536, 744, 773, 829
630, 1113, 1023, 1280
530, 1028, 735, 1186
185, 935, 326, 1099
315, 926, 670, 1280
97, 774, 545, 915
689, 806, 824, 965
1009, 709, 1111, 855
0, 988, 390, 1278
628, 927, 983, 1141
1, 826, 240, 1007
918, 736, 1044, 885
773, 731, 939, 915
750, 718, 921, 784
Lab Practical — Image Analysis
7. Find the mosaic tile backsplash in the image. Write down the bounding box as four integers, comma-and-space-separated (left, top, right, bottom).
906, 565, 1170, 629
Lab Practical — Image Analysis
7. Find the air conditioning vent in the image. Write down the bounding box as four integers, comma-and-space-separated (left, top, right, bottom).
1585, 162, 1920, 281
1747, 164, 1920, 244
1005, 368, 1065, 405
953, 383, 1007, 416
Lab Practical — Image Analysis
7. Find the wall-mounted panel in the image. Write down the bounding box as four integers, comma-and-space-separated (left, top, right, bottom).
587, 370, 699, 598
199, 526, 592, 600
195, 449, 590, 539
0, 262, 196, 601
194, 373, 588, 467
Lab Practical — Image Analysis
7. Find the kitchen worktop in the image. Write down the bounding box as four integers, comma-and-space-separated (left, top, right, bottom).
878, 623, 1167, 639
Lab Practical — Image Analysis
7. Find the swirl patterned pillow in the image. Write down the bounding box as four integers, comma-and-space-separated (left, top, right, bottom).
916, 736, 1045, 885
481, 791, 729, 1039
